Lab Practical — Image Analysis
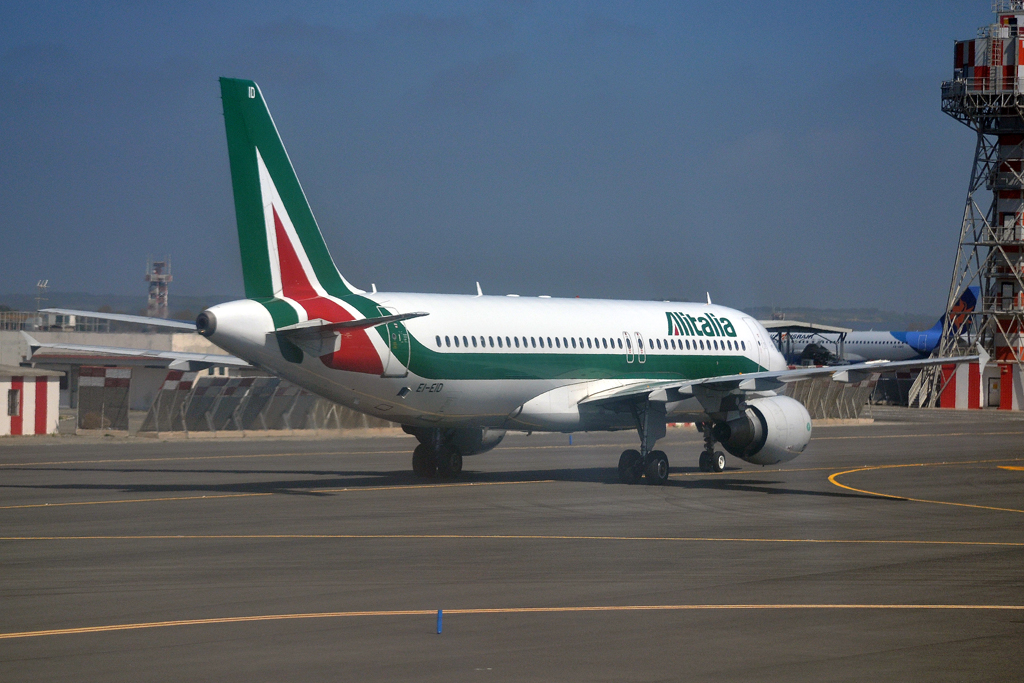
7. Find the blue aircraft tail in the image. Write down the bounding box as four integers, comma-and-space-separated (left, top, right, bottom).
936, 286, 978, 333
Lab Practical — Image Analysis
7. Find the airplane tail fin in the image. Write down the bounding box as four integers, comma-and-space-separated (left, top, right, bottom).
937, 286, 979, 333
219, 78, 362, 307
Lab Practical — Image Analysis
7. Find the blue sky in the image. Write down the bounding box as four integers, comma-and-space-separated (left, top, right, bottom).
0, 1, 994, 313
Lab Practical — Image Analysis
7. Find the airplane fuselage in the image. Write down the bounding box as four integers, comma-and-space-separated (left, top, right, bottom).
784, 329, 938, 362
202, 293, 787, 433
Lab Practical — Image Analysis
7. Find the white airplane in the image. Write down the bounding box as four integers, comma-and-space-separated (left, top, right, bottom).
776, 288, 979, 363
33, 78, 976, 484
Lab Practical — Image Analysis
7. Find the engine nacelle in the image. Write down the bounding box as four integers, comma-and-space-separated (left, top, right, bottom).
450, 428, 506, 455
711, 396, 812, 466
403, 426, 506, 456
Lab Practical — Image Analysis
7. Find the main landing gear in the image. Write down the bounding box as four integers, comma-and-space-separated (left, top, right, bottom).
618, 449, 669, 486
616, 410, 729, 485
617, 400, 670, 486
408, 427, 462, 479
412, 443, 462, 479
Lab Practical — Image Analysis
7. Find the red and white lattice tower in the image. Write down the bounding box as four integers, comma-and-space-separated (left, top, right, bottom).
145, 257, 172, 319
911, 1, 1024, 409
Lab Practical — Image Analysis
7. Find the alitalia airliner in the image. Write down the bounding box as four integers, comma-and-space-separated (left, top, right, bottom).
36, 78, 975, 485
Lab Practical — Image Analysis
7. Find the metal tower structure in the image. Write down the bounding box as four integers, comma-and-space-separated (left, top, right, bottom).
145, 257, 172, 319
911, 1, 1024, 408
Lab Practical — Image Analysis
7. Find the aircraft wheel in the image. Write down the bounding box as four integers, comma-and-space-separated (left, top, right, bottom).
618, 449, 643, 485
698, 452, 711, 472
436, 446, 462, 478
711, 451, 727, 473
412, 445, 437, 478
644, 451, 670, 485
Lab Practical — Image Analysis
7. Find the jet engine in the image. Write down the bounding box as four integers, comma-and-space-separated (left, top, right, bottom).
403, 426, 506, 456
711, 396, 811, 466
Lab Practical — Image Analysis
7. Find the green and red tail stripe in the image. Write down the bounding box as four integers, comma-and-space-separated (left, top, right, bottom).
220, 77, 385, 373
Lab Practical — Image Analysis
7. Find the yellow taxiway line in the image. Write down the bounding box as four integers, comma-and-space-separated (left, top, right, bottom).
2, 603, 1022, 640
828, 460, 1024, 514
2, 533, 1021, 547
812, 430, 1024, 441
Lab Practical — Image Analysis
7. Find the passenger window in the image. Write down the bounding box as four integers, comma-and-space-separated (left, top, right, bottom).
555, 338, 561, 348
587, 338, 592, 349
699, 340, 704, 350
445, 336, 451, 348
626, 338, 631, 349
563, 337, 568, 348
489, 336, 494, 347
617, 338, 623, 349
497, 337, 503, 348
463, 336, 468, 347
454, 336, 460, 348
531, 337, 537, 348
571, 338, 576, 348
514, 337, 520, 348
505, 336, 511, 347
472, 336, 477, 348
713, 340, 718, 350
436, 335, 441, 347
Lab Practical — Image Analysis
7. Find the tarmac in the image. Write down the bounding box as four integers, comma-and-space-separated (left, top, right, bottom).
1, 406, 1022, 682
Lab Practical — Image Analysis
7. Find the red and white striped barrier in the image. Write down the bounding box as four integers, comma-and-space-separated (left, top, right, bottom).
0, 370, 60, 436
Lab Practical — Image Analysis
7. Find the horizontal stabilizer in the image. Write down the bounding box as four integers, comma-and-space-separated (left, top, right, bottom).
40, 308, 195, 330
21, 332, 248, 371
275, 311, 428, 336
275, 311, 428, 357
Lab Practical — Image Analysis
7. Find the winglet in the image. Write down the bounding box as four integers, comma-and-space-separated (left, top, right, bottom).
977, 342, 990, 378
706, 292, 712, 305
476, 282, 483, 297
20, 331, 41, 359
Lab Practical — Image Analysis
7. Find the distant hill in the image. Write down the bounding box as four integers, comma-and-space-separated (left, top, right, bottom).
744, 306, 938, 332
0, 293, 940, 333
0, 292, 238, 321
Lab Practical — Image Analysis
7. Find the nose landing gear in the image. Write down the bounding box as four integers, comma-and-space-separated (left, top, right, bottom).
697, 422, 726, 472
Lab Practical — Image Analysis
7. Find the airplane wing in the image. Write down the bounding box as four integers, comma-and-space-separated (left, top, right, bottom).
40, 308, 196, 330
580, 355, 979, 409
22, 332, 250, 371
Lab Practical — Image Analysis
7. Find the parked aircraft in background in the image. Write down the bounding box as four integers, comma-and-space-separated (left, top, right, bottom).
31, 79, 977, 484
780, 288, 978, 364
